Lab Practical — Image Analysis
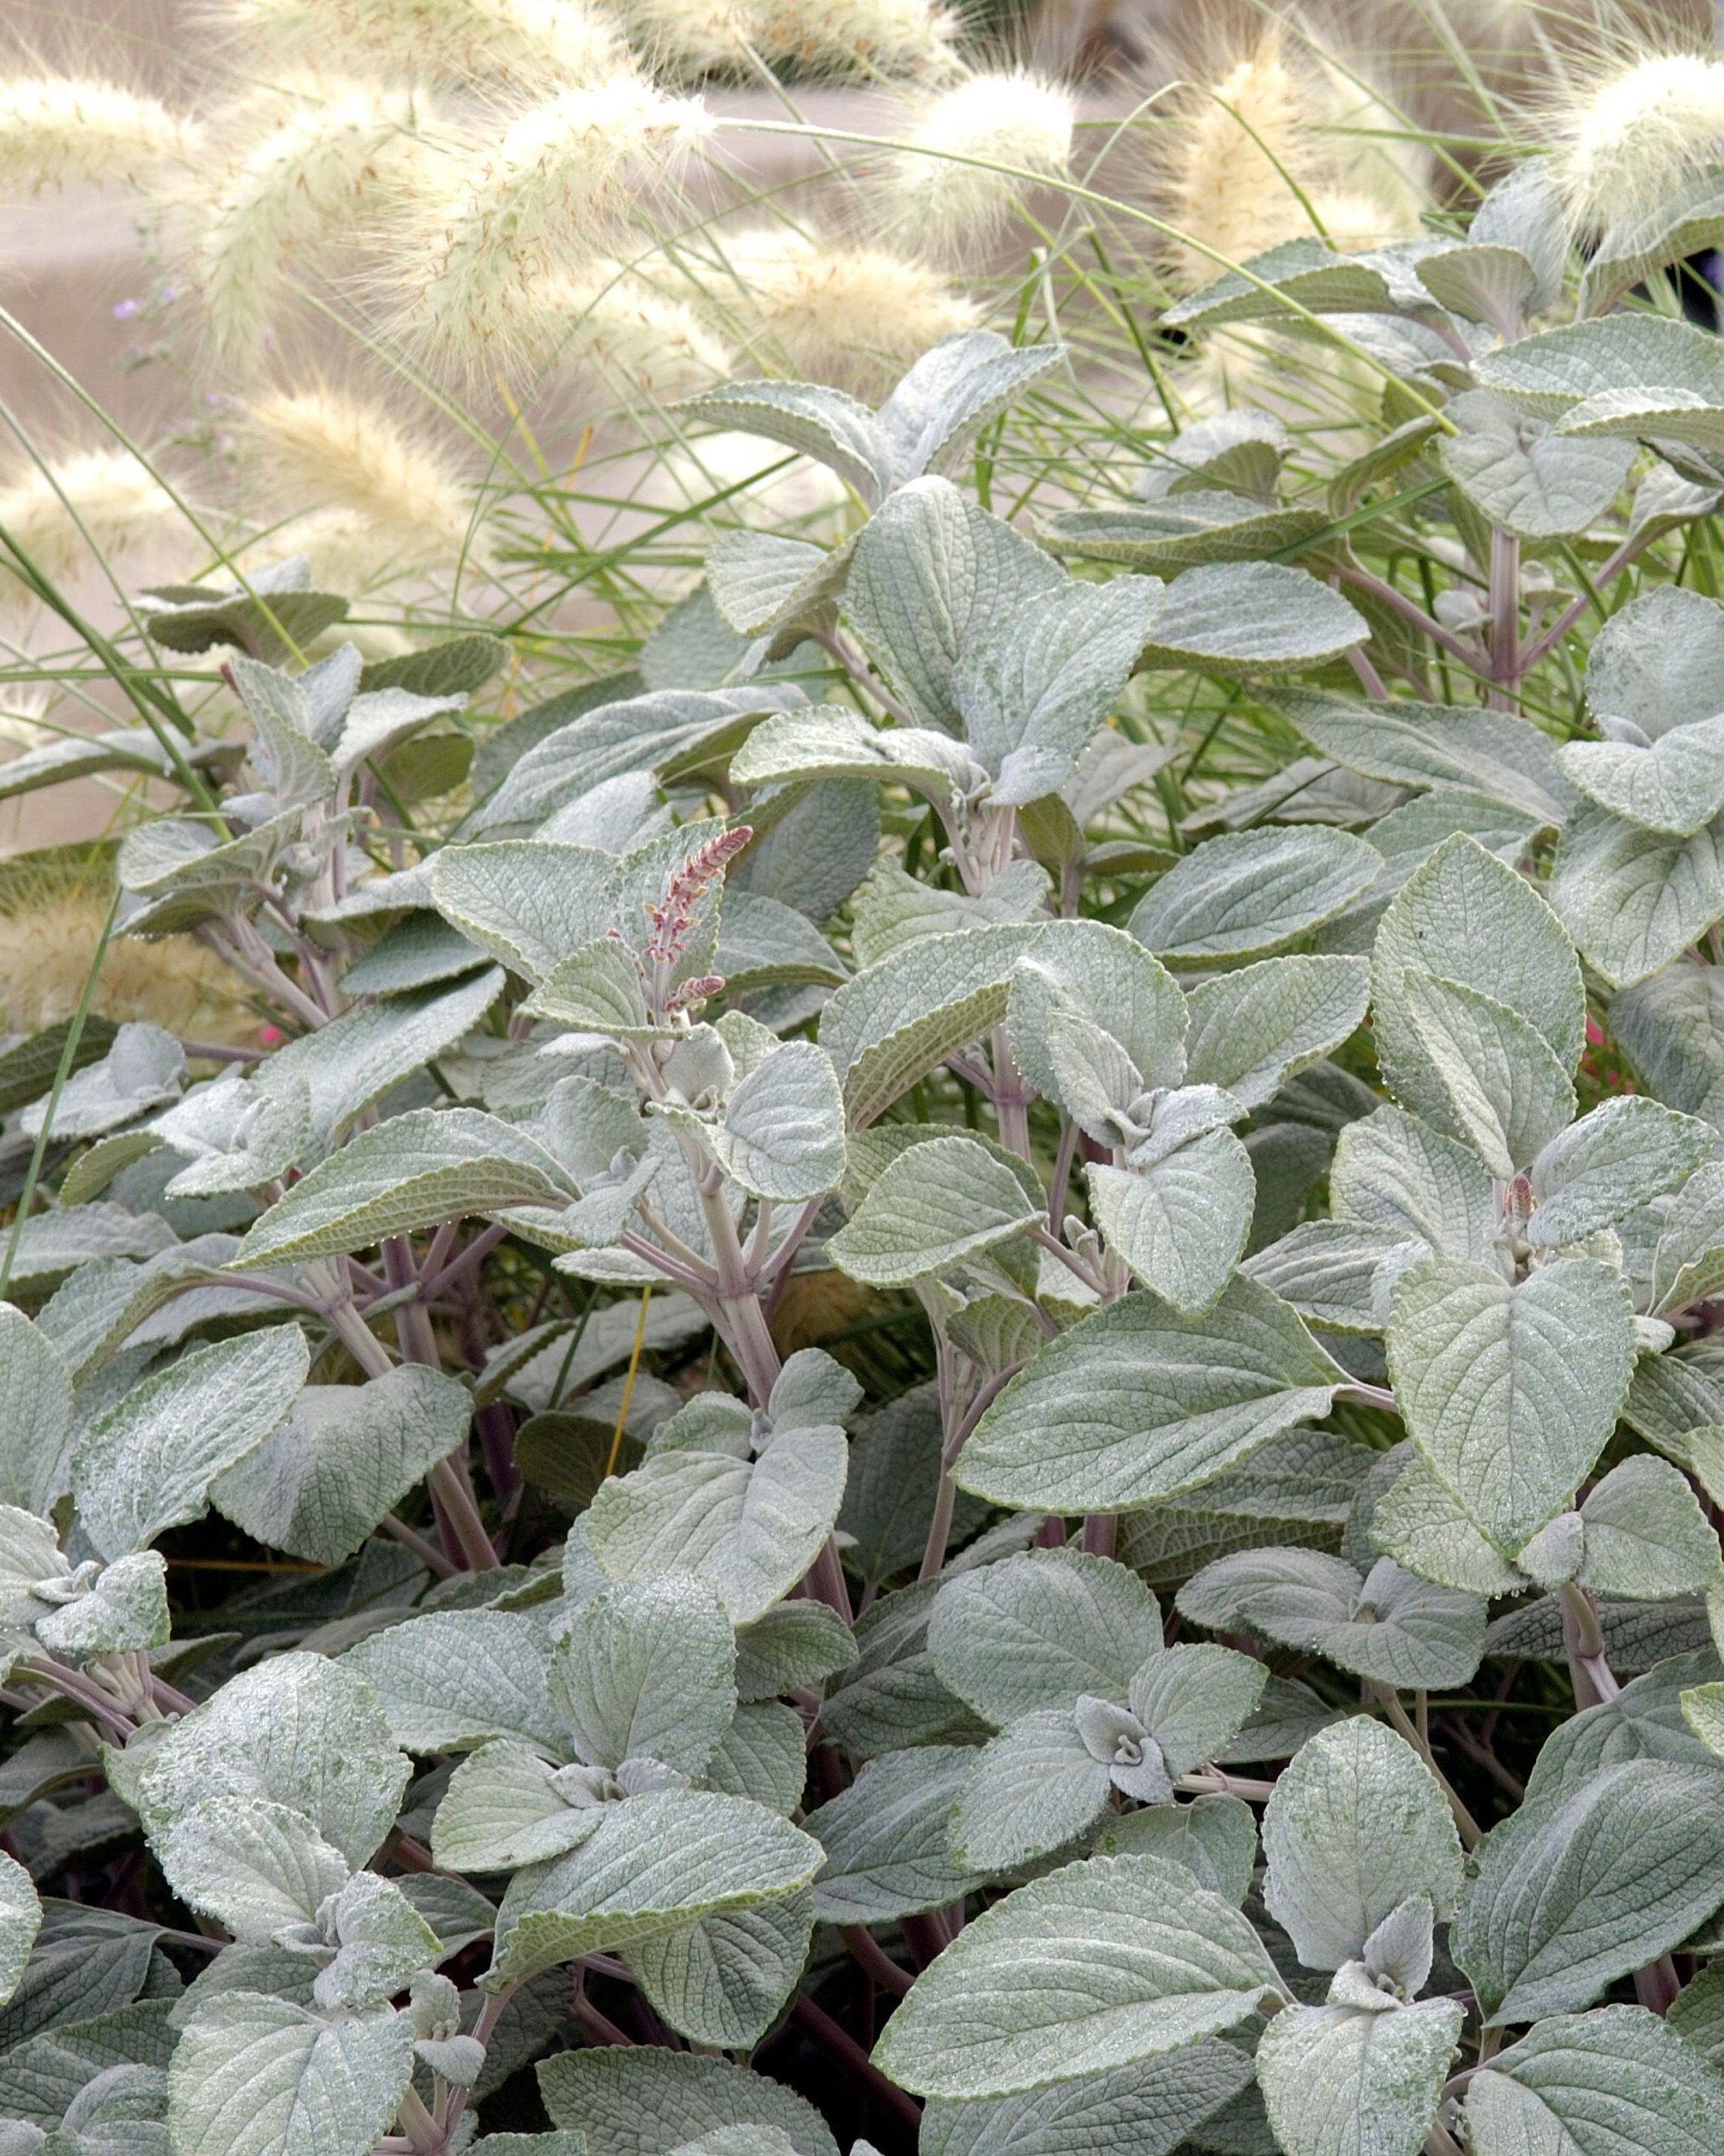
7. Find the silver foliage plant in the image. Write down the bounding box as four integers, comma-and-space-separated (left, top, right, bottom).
20, 162, 1724, 2156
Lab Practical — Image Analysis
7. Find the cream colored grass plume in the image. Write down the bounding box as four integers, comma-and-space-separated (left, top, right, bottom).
732, 0, 959, 76
1539, 43, 1724, 230
394, 75, 710, 372
696, 226, 979, 389
212, 0, 624, 87
185, 81, 436, 364
1145, 19, 1429, 293
244, 386, 489, 575
0, 75, 201, 192
880, 68, 1076, 257
525, 267, 733, 399
0, 449, 184, 598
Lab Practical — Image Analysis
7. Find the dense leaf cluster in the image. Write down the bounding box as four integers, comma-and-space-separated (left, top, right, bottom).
13, 151, 1724, 2156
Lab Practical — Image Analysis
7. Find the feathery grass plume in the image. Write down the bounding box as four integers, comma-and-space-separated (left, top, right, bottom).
612, 0, 747, 75
190, 82, 432, 363
0, 885, 254, 1041
0, 448, 182, 595
732, 0, 957, 76
1148, 27, 1425, 292
398, 75, 709, 371
214, 0, 624, 87
529, 266, 732, 396
0, 76, 200, 191
245, 387, 484, 570
1544, 49, 1724, 230
880, 69, 1075, 257
702, 226, 978, 389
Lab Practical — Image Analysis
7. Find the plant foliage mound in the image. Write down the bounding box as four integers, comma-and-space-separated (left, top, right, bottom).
16, 136, 1724, 2156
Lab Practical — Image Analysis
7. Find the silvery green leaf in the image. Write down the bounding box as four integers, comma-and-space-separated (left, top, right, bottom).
1005, 927, 1189, 1103
151, 1067, 309, 1198
210, 1366, 470, 1568
844, 479, 1066, 735
706, 528, 847, 641
1178, 1549, 1486, 1689
1136, 560, 1365, 674
870, 1853, 1286, 2099
0, 1504, 63, 1626
1612, 962, 1724, 1128
875, 332, 1064, 483
490, 1788, 821, 1982
949, 1708, 1116, 1870
30, 1550, 169, 1658
1243, 1221, 1426, 1334
850, 858, 1047, 972
1160, 236, 1412, 327
1577, 1456, 1721, 1598
712, 891, 845, 995
313, 1872, 440, 2013
1552, 797, 1724, 987
20, 1027, 184, 1144
1181, 1425, 1374, 1525
1440, 389, 1634, 536
1670, 1965, 1724, 2062
1130, 829, 1381, 963
1086, 1132, 1254, 1315
1522, 1647, 1721, 1800
1257, 1996, 1464, 2156
552, 1575, 736, 1775
0, 1205, 175, 1294
1528, 1095, 1713, 1247
135, 1651, 407, 1869
957, 1276, 1341, 1513
1647, 1161, 1724, 1312
1589, 587, 1724, 743
1396, 966, 1576, 1177
1386, 1255, 1637, 1551
1044, 494, 1326, 574
830, 1134, 1039, 1287
345, 1611, 562, 1754
431, 1742, 604, 1873
1455, 1760, 1724, 2022
167, 1992, 413, 2156
627, 1890, 814, 2049
1475, 311, 1724, 420
426, 840, 616, 981
1561, 711, 1724, 839
677, 382, 895, 504
234, 1108, 573, 1266
806, 1747, 988, 1923
958, 576, 1160, 804
1465, 2003, 1724, 2156
337, 913, 488, 998
1329, 1103, 1497, 1261
264, 964, 508, 1148
70, 1325, 310, 1560
1263, 1718, 1463, 1969
1182, 956, 1369, 1111
330, 685, 464, 783
1138, 408, 1290, 499
0, 1858, 39, 2011
1128, 1644, 1269, 1777
527, 937, 654, 1035
731, 704, 975, 805
708, 1042, 844, 1203
1368, 1450, 1526, 1596
733, 1601, 857, 1701
538, 2046, 839, 2156
919, 2041, 1254, 2156
1488, 1593, 1713, 1671
818, 926, 1021, 1123
0, 1310, 73, 1519
700, 1700, 805, 1815
1274, 688, 1572, 824
927, 1549, 1164, 1724
1088, 1792, 1258, 1905
154, 1796, 349, 1942
1371, 832, 1584, 1128
585, 1418, 847, 1626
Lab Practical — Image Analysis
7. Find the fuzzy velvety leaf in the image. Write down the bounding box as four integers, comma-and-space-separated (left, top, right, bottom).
871, 1854, 1285, 2099
167, 1993, 413, 2156
806, 1747, 988, 1923
538, 2047, 838, 2156
956, 1276, 1341, 1513
1130, 828, 1381, 963
831, 1133, 1040, 1286
1464, 2004, 1724, 2156
1257, 1997, 1464, 2156
1453, 1760, 1724, 2023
